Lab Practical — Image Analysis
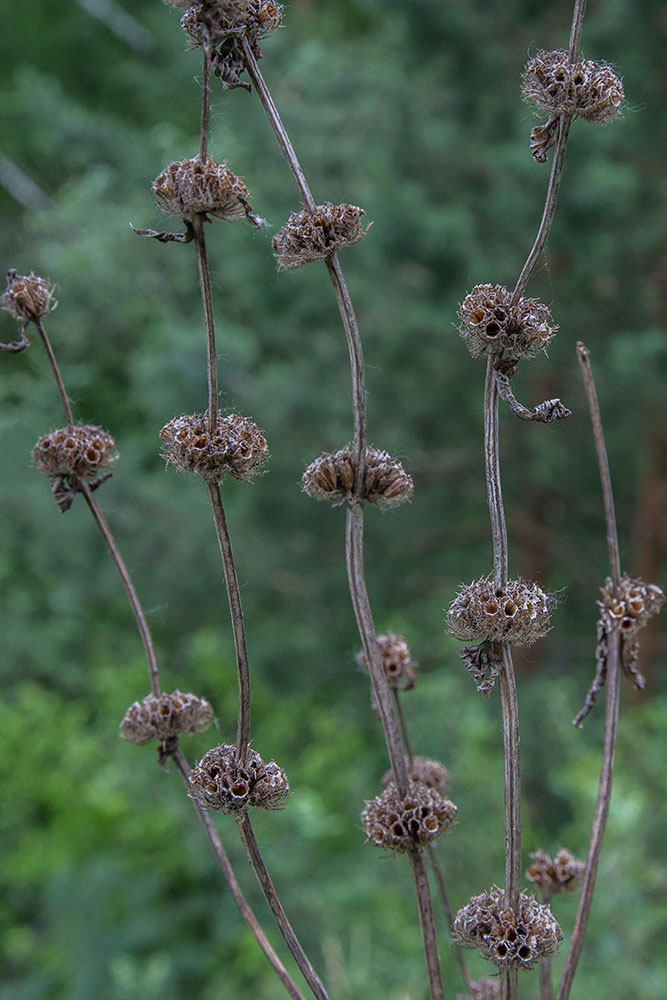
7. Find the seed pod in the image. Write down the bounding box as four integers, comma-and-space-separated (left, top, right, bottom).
273, 203, 370, 269
447, 576, 551, 646
382, 757, 448, 793
189, 744, 289, 813
526, 848, 586, 897
361, 780, 457, 854
453, 888, 562, 970
33, 425, 117, 480
358, 633, 418, 690
181, 1, 282, 46
522, 50, 624, 124
152, 156, 260, 225
1, 269, 57, 322
302, 445, 413, 507
120, 690, 213, 745
457, 284, 557, 360
599, 574, 665, 634
160, 412, 268, 482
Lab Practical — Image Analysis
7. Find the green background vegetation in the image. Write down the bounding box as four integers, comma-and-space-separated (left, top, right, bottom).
1, 2, 666, 998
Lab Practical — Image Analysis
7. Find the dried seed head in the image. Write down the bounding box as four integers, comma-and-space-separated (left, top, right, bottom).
120, 690, 213, 746
33, 425, 117, 480
526, 849, 586, 897
1, 269, 57, 322
447, 576, 551, 646
599, 574, 665, 634
457, 980, 501, 1000
302, 445, 413, 507
273, 203, 370, 269
361, 780, 457, 854
189, 744, 289, 813
382, 757, 448, 793
181, 1, 282, 46
522, 50, 624, 124
160, 412, 268, 482
458, 284, 557, 360
152, 156, 258, 224
454, 888, 562, 970
358, 633, 418, 690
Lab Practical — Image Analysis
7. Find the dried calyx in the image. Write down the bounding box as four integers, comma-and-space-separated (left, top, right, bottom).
381, 757, 448, 793
152, 156, 262, 227
302, 445, 413, 507
358, 633, 418, 690
447, 576, 551, 646
33, 425, 117, 480
273, 203, 370, 269
453, 888, 562, 970
160, 412, 269, 482
361, 779, 457, 854
522, 50, 624, 124
120, 690, 213, 745
526, 848, 585, 898
189, 744, 289, 813
1, 269, 57, 322
458, 284, 557, 360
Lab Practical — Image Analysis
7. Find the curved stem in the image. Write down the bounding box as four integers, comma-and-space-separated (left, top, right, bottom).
79, 481, 161, 696
484, 358, 508, 588
191, 214, 219, 432
235, 812, 330, 1000
408, 850, 445, 1000
171, 748, 306, 1000
35, 318, 74, 427
206, 482, 252, 763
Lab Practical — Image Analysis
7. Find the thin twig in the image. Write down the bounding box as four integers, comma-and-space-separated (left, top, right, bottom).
427, 846, 473, 991
235, 812, 331, 1000
498, 646, 521, 912
35, 318, 74, 427
191, 214, 219, 432
484, 358, 508, 590
393, 689, 415, 763
541, 953, 553, 1000
200, 45, 211, 161
568, 0, 587, 65
408, 850, 445, 1000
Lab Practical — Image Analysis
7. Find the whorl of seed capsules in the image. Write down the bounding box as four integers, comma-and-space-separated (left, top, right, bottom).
273, 203, 370, 269
382, 757, 448, 793
160, 412, 268, 482
361, 780, 457, 853
302, 445, 413, 507
189, 744, 289, 813
458, 284, 557, 360
526, 848, 586, 897
1, 269, 57, 322
599, 574, 665, 635
522, 50, 624, 124
358, 633, 418, 689
33, 425, 117, 480
453, 888, 562, 970
120, 690, 213, 746
180, 1, 282, 46
152, 157, 255, 223
457, 980, 501, 1000
447, 576, 551, 646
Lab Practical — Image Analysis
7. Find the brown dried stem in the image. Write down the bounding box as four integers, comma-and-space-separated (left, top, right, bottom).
200, 45, 211, 161
408, 849, 446, 1000
427, 846, 473, 991
191, 213, 219, 433
34, 317, 74, 427
568, 0, 587, 65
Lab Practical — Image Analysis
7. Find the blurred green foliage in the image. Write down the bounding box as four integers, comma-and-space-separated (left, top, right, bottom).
1, 1, 666, 998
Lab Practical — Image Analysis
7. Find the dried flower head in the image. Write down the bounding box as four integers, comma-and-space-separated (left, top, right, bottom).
526, 848, 586, 897
361, 780, 457, 854
382, 757, 448, 793
120, 690, 213, 746
457, 980, 501, 1000
302, 445, 413, 507
522, 50, 624, 124
160, 412, 268, 482
447, 576, 551, 646
358, 633, 418, 690
599, 574, 665, 636
454, 888, 562, 970
189, 744, 289, 813
152, 156, 260, 225
458, 284, 557, 360
33, 425, 117, 480
273, 203, 370, 269
181, 1, 282, 46
1, 269, 57, 322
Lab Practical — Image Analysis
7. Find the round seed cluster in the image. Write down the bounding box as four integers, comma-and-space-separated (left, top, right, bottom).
160, 412, 268, 482
302, 445, 413, 507
526, 848, 585, 897
273, 203, 370, 269
1, 269, 57, 322
361, 780, 457, 853
189, 744, 289, 813
33, 425, 117, 480
447, 577, 551, 646
382, 757, 448, 793
120, 690, 213, 746
454, 888, 562, 970
359, 633, 418, 690
152, 156, 254, 223
522, 50, 624, 124
181, 1, 282, 47
599, 574, 665, 635
458, 284, 557, 360
457, 980, 501, 1000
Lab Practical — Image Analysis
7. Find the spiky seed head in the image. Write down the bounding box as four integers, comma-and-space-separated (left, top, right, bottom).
382, 757, 448, 793
302, 445, 413, 507
358, 633, 418, 689
599, 574, 665, 634
457, 980, 501, 1000
33, 425, 117, 480
1, 269, 57, 322
522, 50, 624, 124
160, 412, 268, 483
273, 203, 370, 269
361, 780, 457, 854
458, 284, 557, 360
120, 690, 213, 746
152, 156, 256, 223
453, 888, 562, 970
189, 744, 289, 813
181, 1, 282, 46
447, 576, 551, 646
526, 849, 586, 896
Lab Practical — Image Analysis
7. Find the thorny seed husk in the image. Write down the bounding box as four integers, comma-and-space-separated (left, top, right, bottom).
453, 888, 562, 970
357, 633, 418, 690
302, 445, 413, 507
361, 780, 457, 854
189, 743, 289, 813
273, 203, 370, 269
1, 269, 57, 322
180, 2, 283, 91
526, 848, 586, 897
447, 577, 551, 646
458, 284, 557, 360
382, 757, 448, 793
160, 412, 269, 482
33, 425, 117, 480
152, 156, 261, 226
522, 50, 625, 124
120, 690, 213, 745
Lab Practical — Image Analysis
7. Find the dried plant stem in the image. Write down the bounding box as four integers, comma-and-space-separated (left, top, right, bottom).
484, 359, 508, 587
200, 46, 211, 161
568, 0, 587, 64
34, 318, 74, 427
540, 952, 553, 1000
171, 748, 307, 1000
393, 689, 415, 763
408, 850, 446, 1000
191, 214, 219, 431
206, 481, 252, 762
235, 812, 331, 1000
427, 846, 473, 991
